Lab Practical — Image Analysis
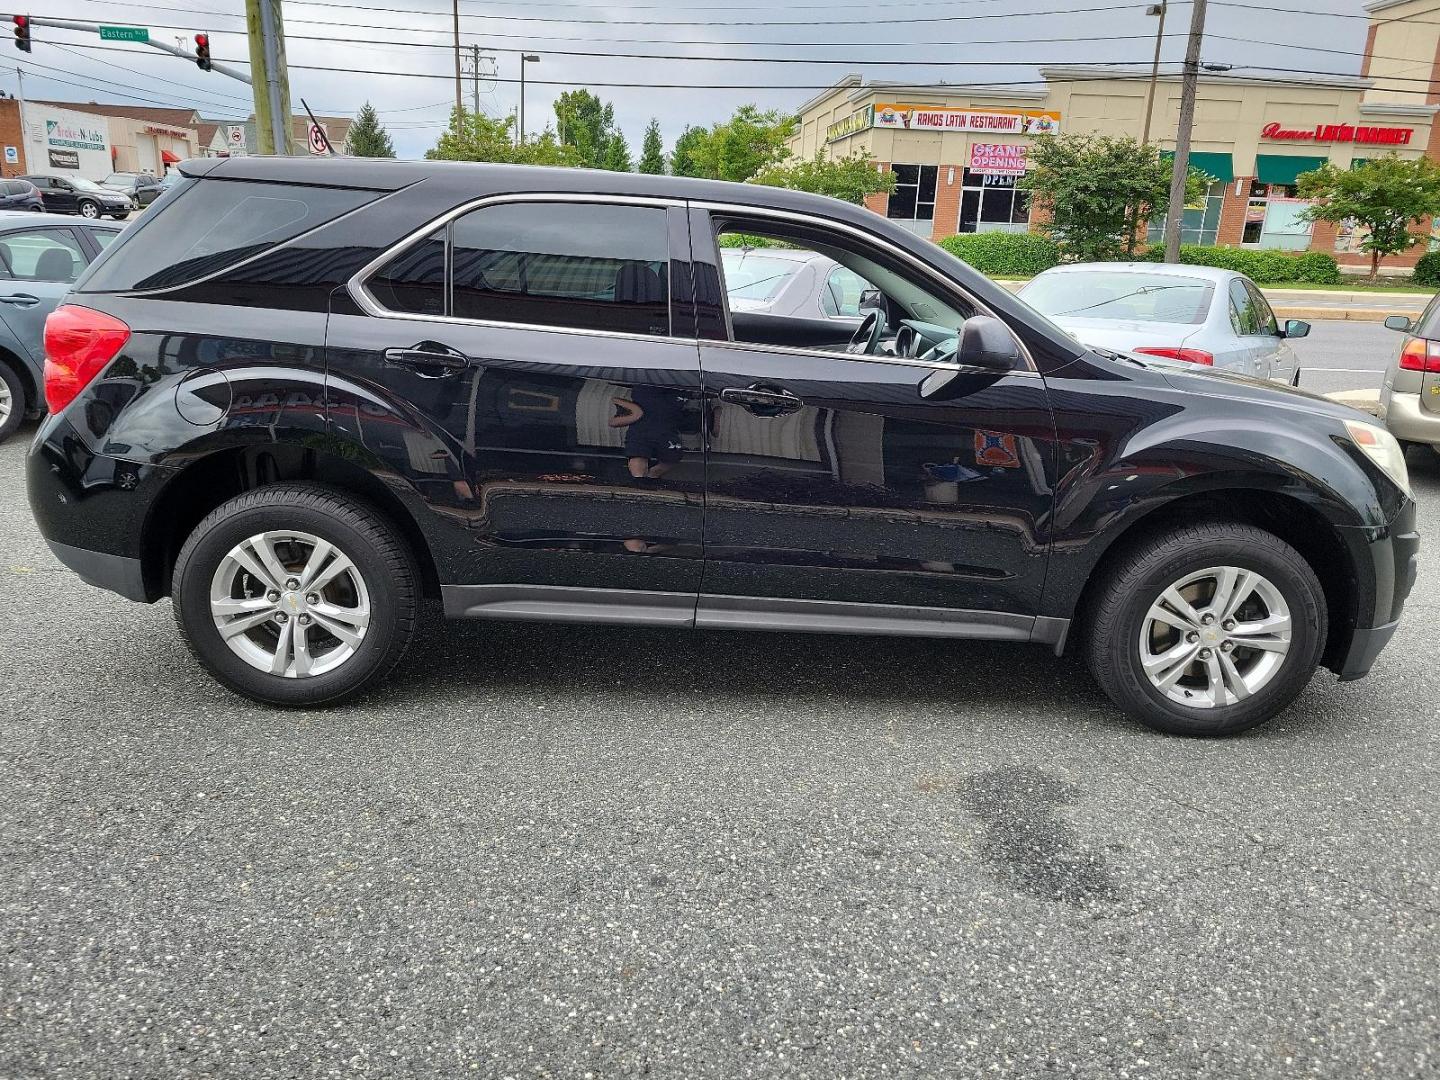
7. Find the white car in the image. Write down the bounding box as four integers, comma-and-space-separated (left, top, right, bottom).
1019, 262, 1309, 384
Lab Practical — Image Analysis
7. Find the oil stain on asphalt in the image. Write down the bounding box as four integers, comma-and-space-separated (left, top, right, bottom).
959, 766, 1116, 906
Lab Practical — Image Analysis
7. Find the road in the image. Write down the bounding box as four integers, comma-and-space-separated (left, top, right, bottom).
1, 422, 1437, 1079
1292, 318, 1399, 396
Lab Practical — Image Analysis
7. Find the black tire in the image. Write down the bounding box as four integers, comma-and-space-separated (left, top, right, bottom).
77, 199, 100, 219
1083, 522, 1327, 736
172, 484, 419, 706
0, 361, 25, 443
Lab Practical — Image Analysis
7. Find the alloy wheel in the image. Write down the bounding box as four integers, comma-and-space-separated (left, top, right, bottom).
0, 378, 10, 427
79, 202, 99, 218
1138, 565, 1292, 709
209, 530, 371, 678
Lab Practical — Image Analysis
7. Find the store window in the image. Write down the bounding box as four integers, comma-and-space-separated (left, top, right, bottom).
1146, 181, 1225, 247
1242, 181, 1313, 251
957, 168, 1031, 235
888, 164, 937, 235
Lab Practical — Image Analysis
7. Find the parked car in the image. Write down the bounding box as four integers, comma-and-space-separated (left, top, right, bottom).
0, 178, 44, 212
1020, 263, 1309, 384
1380, 301, 1440, 453
0, 213, 122, 441
101, 172, 165, 207
27, 158, 1417, 735
19, 174, 133, 219
721, 245, 879, 331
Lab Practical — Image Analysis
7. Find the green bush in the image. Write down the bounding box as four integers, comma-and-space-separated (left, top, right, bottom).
1137, 244, 1340, 284
1413, 251, 1440, 287
938, 231, 1061, 278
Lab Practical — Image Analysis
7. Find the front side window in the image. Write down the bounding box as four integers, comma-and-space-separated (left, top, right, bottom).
0, 228, 87, 282
449, 202, 670, 336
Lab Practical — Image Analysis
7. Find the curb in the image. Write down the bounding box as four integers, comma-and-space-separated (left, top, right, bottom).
1323, 388, 1381, 415
1272, 306, 1397, 323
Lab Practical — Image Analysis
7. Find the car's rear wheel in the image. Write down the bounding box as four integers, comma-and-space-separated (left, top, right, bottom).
1084, 522, 1326, 736
77, 199, 100, 219
0, 362, 25, 443
173, 485, 418, 706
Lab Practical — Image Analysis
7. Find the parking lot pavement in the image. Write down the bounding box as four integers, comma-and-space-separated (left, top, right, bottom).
1, 424, 1437, 1080
1293, 318, 1399, 396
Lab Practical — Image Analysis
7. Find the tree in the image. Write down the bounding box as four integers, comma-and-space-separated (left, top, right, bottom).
669, 125, 707, 178
603, 131, 633, 173
1298, 156, 1440, 282
687, 106, 798, 182
750, 150, 896, 205
348, 102, 394, 158
638, 118, 665, 175
553, 89, 619, 170
425, 107, 580, 166
1019, 134, 1211, 261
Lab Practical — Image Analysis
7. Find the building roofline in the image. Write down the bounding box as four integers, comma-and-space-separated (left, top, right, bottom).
1359, 100, 1440, 116
1362, 0, 1430, 12
793, 75, 863, 116
1039, 64, 1375, 91
844, 80, 1048, 103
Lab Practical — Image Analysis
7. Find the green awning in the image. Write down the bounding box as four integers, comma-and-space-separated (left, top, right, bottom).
1255, 154, 1327, 186
1162, 150, 1234, 182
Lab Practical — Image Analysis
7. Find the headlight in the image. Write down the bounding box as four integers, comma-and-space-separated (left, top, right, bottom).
1344, 419, 1412, 498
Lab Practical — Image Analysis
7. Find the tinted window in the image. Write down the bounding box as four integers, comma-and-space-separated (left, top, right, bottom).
90, 229, 121, 250
0, 228, 87, 282
450, 202, 669, 336
81, 179, 375, 292
1023, 271, 1214, 325
369, 227, 445, 316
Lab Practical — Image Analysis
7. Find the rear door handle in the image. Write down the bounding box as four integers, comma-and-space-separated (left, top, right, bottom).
0, 293, 39, 306
721, 384, 803, 415
383, 343, 471, 377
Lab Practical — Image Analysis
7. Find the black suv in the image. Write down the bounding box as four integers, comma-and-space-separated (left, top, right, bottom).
27, 158, 1419, 735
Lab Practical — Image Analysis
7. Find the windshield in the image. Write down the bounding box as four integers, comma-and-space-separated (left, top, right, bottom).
103, 174, 135, 185
721, 251, 803, 301
1021, 271, 1214, 325
69, 177, 108, 193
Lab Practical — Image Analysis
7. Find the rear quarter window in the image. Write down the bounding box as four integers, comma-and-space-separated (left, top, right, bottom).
78, 178, 376, 292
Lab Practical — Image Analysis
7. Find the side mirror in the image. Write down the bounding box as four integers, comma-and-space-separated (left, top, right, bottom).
1384, 315, 1415, 333
858, 288, 884, 313
1283, 319, 1311, 339
918, 316, 1021, 400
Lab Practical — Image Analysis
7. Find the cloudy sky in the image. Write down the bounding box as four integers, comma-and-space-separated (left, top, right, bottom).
18, 0, 1402, 159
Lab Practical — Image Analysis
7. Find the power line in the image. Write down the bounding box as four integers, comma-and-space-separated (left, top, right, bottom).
48, 39, 253, 109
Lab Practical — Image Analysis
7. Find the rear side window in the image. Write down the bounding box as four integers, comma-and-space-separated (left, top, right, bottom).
80, 179, 374, 292
369, 227, 445, 316
450, 202, 669, 336
0, 228, 87, 282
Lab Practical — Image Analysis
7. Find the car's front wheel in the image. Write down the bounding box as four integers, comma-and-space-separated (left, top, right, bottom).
1084, 522, 1326, 736
173, 485, 419, 706
77, 199, 100, 219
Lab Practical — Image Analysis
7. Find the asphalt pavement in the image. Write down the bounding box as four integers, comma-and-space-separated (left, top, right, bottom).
1, 420, 1437, 1079
1293, 318, 1401, 396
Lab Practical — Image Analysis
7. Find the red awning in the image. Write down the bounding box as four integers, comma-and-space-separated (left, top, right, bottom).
160, 150, 181, 164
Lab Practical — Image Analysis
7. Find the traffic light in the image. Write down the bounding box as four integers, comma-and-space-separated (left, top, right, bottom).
13, 15, 31, 53
194, 32, 210, 71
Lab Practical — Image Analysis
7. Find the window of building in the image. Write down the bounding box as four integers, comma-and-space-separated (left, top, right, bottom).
1242, 181, 1312, 250
1146, 181, 1225, 247
450, 202, 670, 337
957, 169, 1031, 235
888, 164, 938, 235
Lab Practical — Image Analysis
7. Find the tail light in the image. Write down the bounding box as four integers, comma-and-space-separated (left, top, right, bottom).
1133, 346, 1214, 366
1398, 336, 1440, 373
43, 305, 130, 413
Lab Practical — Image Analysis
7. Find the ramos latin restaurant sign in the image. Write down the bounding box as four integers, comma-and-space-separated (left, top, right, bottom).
874, 104, 1061, 135
1261, 121, 1414, 146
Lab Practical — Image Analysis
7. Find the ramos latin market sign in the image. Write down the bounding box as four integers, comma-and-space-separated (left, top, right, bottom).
874, 104, 1061, 135
1261, 121, 1414, 146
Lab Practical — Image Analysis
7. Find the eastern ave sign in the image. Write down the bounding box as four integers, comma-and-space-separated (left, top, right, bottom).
1261, 121, 1414, 145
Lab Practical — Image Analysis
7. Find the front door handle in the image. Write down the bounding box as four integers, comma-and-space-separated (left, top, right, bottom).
0, 293, 39, 306
383, 342, 471, 378
721, 384, 803, 415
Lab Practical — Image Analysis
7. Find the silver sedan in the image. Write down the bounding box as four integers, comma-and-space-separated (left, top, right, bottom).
1019, 262, 1309, 384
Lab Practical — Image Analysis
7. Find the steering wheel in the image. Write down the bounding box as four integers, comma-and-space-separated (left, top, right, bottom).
846, 309, 886, 355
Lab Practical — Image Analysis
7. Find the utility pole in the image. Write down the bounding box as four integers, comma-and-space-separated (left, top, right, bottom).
1141, 1, 1167, 145
452, 0, 462, 116
519, 53, 539, 144
471, 44, 480, 116
1162, 0, 1206, 263
246, 0, 292, 155
13, 67, 24, 175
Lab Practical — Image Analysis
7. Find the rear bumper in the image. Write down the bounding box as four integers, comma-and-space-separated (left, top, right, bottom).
1379, 389, 1440, 446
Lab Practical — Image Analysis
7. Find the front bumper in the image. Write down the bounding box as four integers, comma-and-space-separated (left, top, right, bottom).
1379, 389, 1440, 447
1334, 497, 1419, 680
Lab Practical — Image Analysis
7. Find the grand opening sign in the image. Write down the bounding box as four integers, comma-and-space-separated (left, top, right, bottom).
969, 142, 1027, 176
873, 104, 1060, 135
1261, 121, 1414, 146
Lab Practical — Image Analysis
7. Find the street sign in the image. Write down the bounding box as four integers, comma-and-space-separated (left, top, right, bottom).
308, 122, 328, 155
98, 26, 149, 42
228, 126, 244, 145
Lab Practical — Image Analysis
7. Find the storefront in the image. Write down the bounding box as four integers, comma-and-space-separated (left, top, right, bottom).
790, 63, 1438, 271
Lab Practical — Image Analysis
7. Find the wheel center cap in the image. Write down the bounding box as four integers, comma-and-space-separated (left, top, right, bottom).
1201, 626, 1221, 645
282, 591, 304, 615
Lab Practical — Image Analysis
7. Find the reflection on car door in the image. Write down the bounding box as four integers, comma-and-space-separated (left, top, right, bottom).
691, 212, 1056, 629
0, 227, 92, 363
327, 197, 705, 619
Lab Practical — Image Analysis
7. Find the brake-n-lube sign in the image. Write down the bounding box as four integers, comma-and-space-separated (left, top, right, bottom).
873, 104, 1061, 135
24, 104, 113, 176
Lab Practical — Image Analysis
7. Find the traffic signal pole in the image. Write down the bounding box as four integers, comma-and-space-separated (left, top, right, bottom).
5, 15, 252, 83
